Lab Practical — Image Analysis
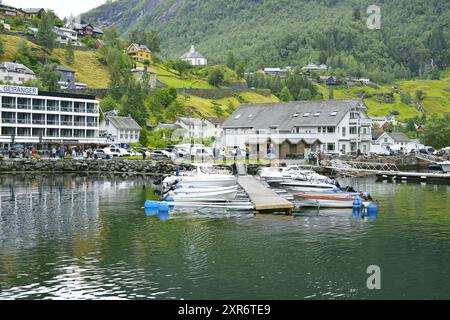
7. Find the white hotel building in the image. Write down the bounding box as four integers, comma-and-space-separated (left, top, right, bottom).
222, 99, 372, 159
0, 85, 105, 148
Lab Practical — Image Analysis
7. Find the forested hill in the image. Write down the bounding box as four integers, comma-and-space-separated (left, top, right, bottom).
84, 0, 449, 82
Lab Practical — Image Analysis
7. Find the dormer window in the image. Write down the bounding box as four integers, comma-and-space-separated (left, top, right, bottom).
330, 111, 338, 116
235, 114, 241, 119
303, 112, 311, 117
314, 112, 321, 117
293, 113, 300, 117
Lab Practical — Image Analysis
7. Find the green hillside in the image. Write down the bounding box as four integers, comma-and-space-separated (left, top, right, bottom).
84, 0, 449, 83
0, 34, 111, 88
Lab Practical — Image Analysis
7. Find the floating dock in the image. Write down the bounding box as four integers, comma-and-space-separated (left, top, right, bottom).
238, 176, 294, 215
376, 171, 450, 184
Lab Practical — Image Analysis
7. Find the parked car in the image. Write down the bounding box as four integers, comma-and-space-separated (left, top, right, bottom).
118, 148, 131, 157
93, 148, 121, 159
150, 150, 174, 159
130, 148, 151, 157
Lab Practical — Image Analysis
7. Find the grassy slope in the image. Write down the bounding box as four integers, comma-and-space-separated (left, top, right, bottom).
0, 34, 111, 88
52, 49, 110, 88
319, 69, 450, 121
179, 92, 279, 118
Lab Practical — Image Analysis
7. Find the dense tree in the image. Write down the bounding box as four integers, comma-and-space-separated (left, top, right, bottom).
38, 64, 60, 92
65, 41, 75, 65
37, 11, 57, 51
139, 128, 150, 147
172, 59, 192, 78
130, 29, 161, 52
421, 114, 450, 149
298, 88, 312, 100
328, 88, 334, 100
279, 87, 293, 101
208, 69, 225, 86
0, 38, 4, 57
226, 52, 236, 70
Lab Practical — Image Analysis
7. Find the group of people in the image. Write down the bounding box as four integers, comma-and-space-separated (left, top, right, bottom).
50, 146, 96, 159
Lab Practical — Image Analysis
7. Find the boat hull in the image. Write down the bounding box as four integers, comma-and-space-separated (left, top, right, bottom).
166, 189, 238, 202
439, 162, 450, 173
294, 194, 371, 208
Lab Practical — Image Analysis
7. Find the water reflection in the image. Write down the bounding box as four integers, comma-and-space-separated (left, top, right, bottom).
0, 174, 449, 299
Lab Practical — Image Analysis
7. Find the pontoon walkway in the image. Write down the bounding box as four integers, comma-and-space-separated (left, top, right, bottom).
238, 176, 294, 215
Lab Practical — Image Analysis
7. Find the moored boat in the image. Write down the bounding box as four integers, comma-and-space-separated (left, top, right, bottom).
164, 187, 238, 202
279, 180, 339, 192
437, 161, 450, 173
294, 193, 373, 208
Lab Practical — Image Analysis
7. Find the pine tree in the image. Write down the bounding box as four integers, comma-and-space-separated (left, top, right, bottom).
279, 87, 293, 102
39, 64, 60, 92
37, 11, 57, 52
65, 41, 75, 65
226, 52, 236, 70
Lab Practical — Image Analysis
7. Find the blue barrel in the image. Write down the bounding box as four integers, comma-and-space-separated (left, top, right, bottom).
366, 204, 379, 219
159, 212, 170, 220
158, 203, 170, 214
353, 199, 362, 209
144, 200, 158, 208
164, 197, 175, 210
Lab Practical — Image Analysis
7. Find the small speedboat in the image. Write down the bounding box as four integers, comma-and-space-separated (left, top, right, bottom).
162, 163, 237, 190
259, 166, 332, 185
165, 186, 238, 202
294, 193, 372, 208
279, 180, 339, 192
437, 161, 450, 173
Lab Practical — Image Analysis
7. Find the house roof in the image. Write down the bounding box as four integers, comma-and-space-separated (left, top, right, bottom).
222, 100, 366, 131
70, 23, 103, 34
156, 123, 180, 130
56, 64, 75, 73
128, 43, 151, 52
0, 62, 35, 75
372, 132, 383, 141
180, 45, 205, 59
177, 117, 213, 126
21, 8, 45, 14
206, 117, 227, 125
384, 132, 411, 143
106, 116, 142, 130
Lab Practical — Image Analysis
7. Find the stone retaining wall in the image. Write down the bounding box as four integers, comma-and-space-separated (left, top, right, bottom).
0, 159, 194, 175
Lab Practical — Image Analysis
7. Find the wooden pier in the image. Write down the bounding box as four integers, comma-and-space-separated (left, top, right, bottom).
238, 176, 294, 215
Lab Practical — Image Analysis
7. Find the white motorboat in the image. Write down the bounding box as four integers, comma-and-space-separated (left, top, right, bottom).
165, 186, 238, 202
279, 180, 339, 192
438, 161, 450, 173
294, 193, 372, 208
162, 163, 237, 190
259, 166, 333, 185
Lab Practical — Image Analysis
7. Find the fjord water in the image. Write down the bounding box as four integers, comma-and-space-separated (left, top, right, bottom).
0, 174, 449, 300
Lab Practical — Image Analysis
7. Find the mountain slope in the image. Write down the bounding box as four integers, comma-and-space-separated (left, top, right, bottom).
84, 0, 449, 82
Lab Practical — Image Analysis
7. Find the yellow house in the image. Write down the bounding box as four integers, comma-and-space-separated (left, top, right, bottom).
127, 43, 151, 64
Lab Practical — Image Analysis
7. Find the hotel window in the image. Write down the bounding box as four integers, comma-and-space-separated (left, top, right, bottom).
327, 127, 335, 133
342, 127, 346, 137
327, 143, 335, 151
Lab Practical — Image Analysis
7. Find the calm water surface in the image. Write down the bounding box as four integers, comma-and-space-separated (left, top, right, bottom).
0, 173, 449, 299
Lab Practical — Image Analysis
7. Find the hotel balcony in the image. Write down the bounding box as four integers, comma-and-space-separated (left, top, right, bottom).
2, 118, 16, 124
17, 119, 31, 125
2, 103, 16, 109
17, 104, 31, 110
349, 119, 372, 126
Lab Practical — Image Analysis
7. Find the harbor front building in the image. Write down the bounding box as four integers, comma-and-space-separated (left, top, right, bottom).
0, 85, 105, 149
222, 99, 372, 160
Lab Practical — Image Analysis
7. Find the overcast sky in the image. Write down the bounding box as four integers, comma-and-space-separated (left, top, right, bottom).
5, 0, 107, 18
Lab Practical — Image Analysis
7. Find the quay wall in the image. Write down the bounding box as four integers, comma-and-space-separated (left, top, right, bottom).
0, 159, 194, 175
